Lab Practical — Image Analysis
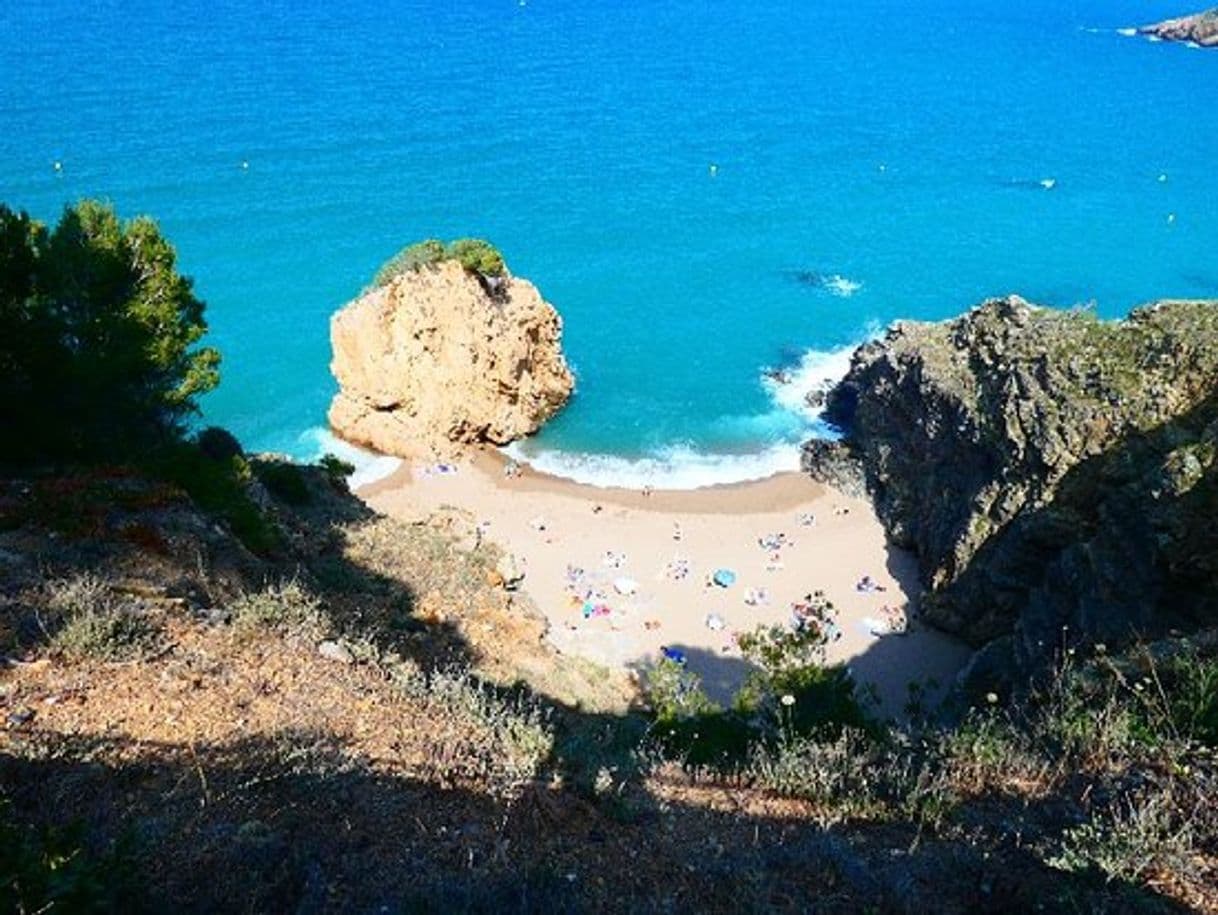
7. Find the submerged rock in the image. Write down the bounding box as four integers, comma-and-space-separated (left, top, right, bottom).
819, 296, 1218, 688
1140, 8, 1218, 47
329, 260, 574, 457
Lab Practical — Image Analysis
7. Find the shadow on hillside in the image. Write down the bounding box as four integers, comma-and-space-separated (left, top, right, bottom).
0, 466, 1200, 913
931, 387, 1218, 684
0, 729, 1183, 915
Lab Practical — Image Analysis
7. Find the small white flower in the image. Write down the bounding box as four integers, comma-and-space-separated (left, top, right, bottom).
780, 694, 796, 707
985, 692, 999, 704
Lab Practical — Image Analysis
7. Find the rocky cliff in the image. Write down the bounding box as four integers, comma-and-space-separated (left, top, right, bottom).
329, 260, 574, 457
1140, 8, 1218, 46
815, 296, 1218, 688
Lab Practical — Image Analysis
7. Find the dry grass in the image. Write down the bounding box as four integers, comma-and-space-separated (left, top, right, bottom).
41, 573, 160, 661
228, 579, 326, 640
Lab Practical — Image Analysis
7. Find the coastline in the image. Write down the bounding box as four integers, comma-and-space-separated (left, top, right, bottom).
358, 445, 970, 715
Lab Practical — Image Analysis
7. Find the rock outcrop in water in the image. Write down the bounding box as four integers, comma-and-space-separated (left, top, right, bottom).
329, 260, 574, 457
814, 296, 1218, 690
1140, 8, 1218, 46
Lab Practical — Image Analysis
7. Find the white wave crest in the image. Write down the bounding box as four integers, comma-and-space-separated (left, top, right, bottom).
824, 274, 863, 297
503, 331, 877, 491
299, 427, 402, 489
502, 441, 802, 490
1117, 27, 1137, 37
762, 342, 859, 421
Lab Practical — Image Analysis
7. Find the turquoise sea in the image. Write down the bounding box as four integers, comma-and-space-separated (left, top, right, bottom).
3, 1, 1215, 486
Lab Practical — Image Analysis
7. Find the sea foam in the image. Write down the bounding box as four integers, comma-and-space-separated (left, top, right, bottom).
504, 339, 864, 490
502, 440, 803, 490
763, 341, 860, 422
824, 274, 863, 297
300, 428, 402, 489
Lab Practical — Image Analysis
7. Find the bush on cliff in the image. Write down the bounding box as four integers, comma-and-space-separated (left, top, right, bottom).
447, 237, 505, 277
0, 200, 220, 464
371, 237, 506, 288
371, 238, 447, 287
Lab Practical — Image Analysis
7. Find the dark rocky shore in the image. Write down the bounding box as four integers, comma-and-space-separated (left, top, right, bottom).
1140, 7, 1218, 47
805, 296, 1218, 691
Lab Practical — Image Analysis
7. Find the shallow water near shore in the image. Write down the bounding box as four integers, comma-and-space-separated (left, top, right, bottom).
2, 0, 1215, 486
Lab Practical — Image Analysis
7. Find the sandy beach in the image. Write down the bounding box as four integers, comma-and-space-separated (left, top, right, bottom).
361, 450, 969, 716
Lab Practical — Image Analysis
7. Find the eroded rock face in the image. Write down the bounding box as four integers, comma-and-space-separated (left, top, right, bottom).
329, 261, 574, 457
1140, 8, 1218, 46
820, 296, 1218, 686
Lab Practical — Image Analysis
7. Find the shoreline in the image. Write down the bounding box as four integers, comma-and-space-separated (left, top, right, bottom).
359, 444, 826, 514
358, 444, 970, 715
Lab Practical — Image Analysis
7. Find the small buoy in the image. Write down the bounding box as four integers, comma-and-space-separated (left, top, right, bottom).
878, 163, 886, 172
1039, 178, 1056, 190
1158, 173, 1168, 183
240, 160, 249, 170
1168, 213, 1176, 224
709, 163, 718, 177
52, 161, 62, 172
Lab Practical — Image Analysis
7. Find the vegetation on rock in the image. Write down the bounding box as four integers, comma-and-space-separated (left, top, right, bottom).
821, 296, 1218, 690
372, 236, 506, 288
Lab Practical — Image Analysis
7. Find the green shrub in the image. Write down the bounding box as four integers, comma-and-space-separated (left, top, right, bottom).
645, 657, 718, 723
254, 459, 311, 506
229, 580, 326, 638
318, 453, 356, 489
1158, 650, 1218, 747
147, 441, 279, 555
446, 238, 505, 277
641, 622, 870, 771
370, 237, 507, 291
196, 425, 243, 462
1050, 788, 1198, 883
44, 573, 158, 661
371, 238, 446, 287
735, 617, 871, 739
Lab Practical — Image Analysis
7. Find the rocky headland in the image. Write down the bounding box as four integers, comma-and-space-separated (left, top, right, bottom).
329, 258, 574, 457
807, 296, 1218, 690
1139, 7, 1218, 46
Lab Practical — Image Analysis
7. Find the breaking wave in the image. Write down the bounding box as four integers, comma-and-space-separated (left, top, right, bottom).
504, 337, 868, 490
300, 428, 402, 489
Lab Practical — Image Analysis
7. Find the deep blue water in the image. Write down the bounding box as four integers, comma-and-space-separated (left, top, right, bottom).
3, 1, 1215, 485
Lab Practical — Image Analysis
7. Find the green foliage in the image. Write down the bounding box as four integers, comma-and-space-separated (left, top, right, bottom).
1107, 648, 1218, 750
195, 426, 243, 462
736, 607, 871, 738
371, 237, 506, 288
642, 621, 870, 770
1155, 650, 1218, 747
0, 200, 220, 464
318, 453, 356, 489
43, 573, 160, 661
0, 803, 139, 913
229, 580, 326, 637
446, 238, 505, 277
645, 658, 718, 723
148, 441, 279, 555
254, 459, 311, 506
371, 238, 446, 287
1050, 788, 1197, 883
